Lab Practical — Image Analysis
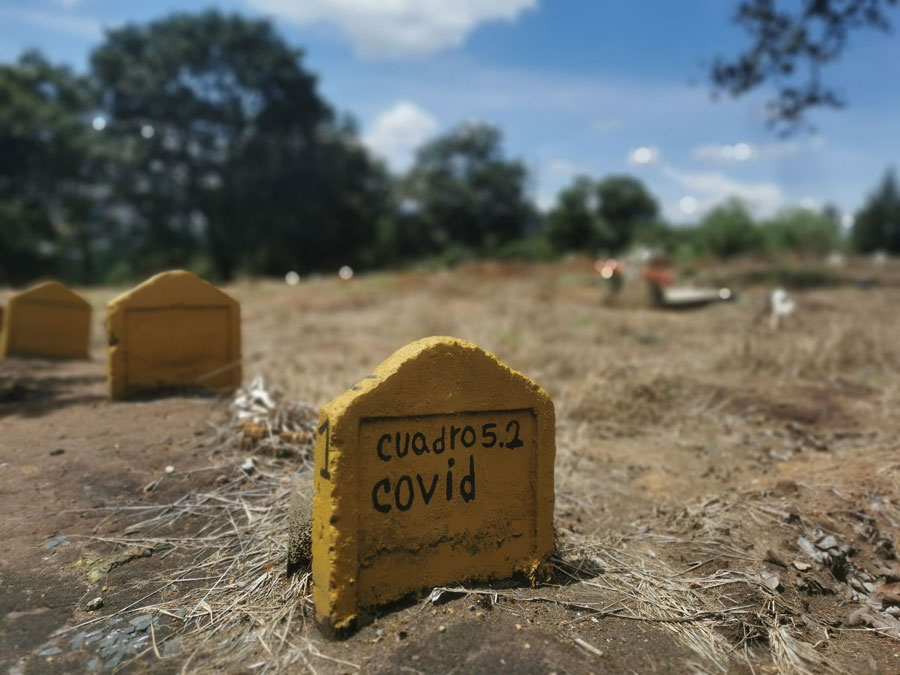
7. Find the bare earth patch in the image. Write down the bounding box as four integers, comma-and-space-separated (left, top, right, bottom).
1, 258, 899, 673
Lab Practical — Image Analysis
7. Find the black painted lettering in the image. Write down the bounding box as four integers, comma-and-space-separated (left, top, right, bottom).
372, 478, 391, 513
450, 425, 461, 450
416, 473, 439, 505
461, 425, 476, 448
505, 419, 524, 450
481, 423, 497, 448
432, 426, 446, 454
395, 475, 414, 511
395, 431, 410, 458
460, 454, 475, 503
377, 433, 392, 461
412, 432, 428, 455
446, 457, 455, 501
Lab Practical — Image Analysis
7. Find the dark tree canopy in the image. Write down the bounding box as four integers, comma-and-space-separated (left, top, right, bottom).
712, 0, 899, 133
91, 10, 391, 279
853, 168, 900, 252
402, 123, 535, 252
0, 51, 100, 283
545, 175, 658, 254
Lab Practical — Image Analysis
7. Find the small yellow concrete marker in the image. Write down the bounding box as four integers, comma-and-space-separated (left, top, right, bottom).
312, 336, 556, 633
106, 270, 241, 399
0, 281, 91, 359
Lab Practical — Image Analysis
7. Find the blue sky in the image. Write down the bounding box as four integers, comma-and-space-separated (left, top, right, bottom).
1, 0, 898, 224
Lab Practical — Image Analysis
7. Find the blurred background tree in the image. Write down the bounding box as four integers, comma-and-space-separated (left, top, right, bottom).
761, 207, 843, 256
2, 6, 897, 286
712, 0, 899, 134
400, 123, 536, 257
545, 175, 658, 254
852, 169, 900, 253
696, 199, 764, 258
91, 11, 391, 280
0, 51, 102, 284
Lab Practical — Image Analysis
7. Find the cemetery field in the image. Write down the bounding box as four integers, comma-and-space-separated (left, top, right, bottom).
2, 258, 900, 673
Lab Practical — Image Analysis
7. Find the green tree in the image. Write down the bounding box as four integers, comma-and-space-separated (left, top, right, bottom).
595, 175, 659, 252
91, 10, 390, 279
0, 51, 101, 284
762, 207, 842, 255
402, 123, 535, 253
545, 176, 611, 253
852, 169, 900, 253
712, 0, 899, 133
545, 174, 658, 254
696, 198, 764, 258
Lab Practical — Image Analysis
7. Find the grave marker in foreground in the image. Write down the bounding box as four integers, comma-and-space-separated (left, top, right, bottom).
107, 270, 241, 399
0, 281, 91, 359
312, 336, 555, 633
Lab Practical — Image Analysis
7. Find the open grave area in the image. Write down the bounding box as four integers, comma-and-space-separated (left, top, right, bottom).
2, 258, 899, 674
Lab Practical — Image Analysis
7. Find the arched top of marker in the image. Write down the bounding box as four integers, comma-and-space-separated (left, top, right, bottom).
12, 280, 91, 308
324, 336, 552, 423
108, 269, 238, 311
1, 280, 92, 359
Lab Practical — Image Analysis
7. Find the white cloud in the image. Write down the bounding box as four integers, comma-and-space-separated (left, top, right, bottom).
662, 167, 783, 213
691, 137, 826, 163
363, 101, 439, 171
0, 7, 102, 38
246, 0, 537, 58
546, 159, 582, 176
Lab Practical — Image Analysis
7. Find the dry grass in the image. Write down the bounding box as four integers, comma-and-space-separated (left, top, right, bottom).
59, 259, 900, 673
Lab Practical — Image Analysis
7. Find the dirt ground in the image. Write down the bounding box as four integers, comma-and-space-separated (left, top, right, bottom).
1, 257, 899, 674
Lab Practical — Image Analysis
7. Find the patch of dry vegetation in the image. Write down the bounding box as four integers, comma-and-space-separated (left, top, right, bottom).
63, 259, 900, 672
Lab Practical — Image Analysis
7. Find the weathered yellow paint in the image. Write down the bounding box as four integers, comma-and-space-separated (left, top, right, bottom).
106, 270, 241, 399
0, 281, 91, 359
312, 336, 556, 633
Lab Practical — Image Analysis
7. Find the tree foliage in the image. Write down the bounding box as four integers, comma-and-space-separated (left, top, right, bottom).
401, 123, 535, 254
0, 51, 100, 283
712, 0, 899, 133
696, 199, 764, 257
545, 174, 658, 254
762, 206, 842, 255
852, 168, 900, 253
91, 11, 391, 279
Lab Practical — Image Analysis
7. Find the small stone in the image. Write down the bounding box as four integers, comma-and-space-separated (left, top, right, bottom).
241, 458, 255, 472
86, 596, 103, 611
86, 657, 100, 672
69, 632, 87, 651
160, 637, 182, 658
438, 625, 446, 633
49, 448, 65, 456
792, 561, 812, 571
164, 465, 175, 475
37, 647, 61, 657
129, 614, 153, 631
104, 650, 125, 670
46, 535, 70, 550
84, 631, 105, 645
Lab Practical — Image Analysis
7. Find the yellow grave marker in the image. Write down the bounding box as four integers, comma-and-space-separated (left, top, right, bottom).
107, 270, 241, 399
0, 281, 91, 359
312, 336, 556, 633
